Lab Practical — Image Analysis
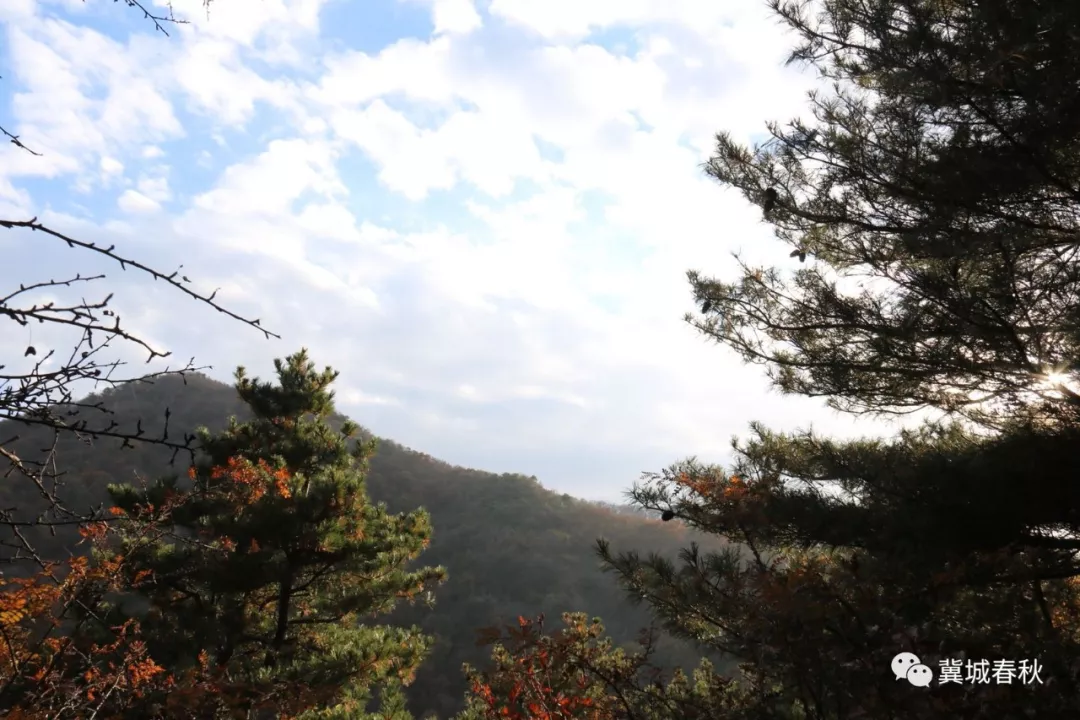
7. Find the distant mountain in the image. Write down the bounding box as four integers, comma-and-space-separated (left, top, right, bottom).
0, 373, 732, 718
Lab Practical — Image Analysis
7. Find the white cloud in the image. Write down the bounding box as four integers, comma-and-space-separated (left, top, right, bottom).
431, 0, 483, 35
173, 36, 303, 126
0, 0, 35, 23
486, 0, 781, 43
2, 0, 907, 501
3, 17, 183, 184
136, 175, 172, 203
161, 0, 329, 47
100, 156, 124, 176
396, 0, 482, 36
311, 37, 455, 108
341, 388, 401, 406
117, 189, 162, 214
0, 178, 31, 217
331, 99, 553, 199
191, 138, 345, 219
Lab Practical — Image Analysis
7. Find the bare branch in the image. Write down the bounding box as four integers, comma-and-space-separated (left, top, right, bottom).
1, 218, 279, 341
0, 123, 42, 157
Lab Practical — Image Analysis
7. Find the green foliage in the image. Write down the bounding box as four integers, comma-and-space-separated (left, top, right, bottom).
102, 350, 446, 717
692, 0, 1080, 429
461, 1, 1080, 718
0, 370, 730, 718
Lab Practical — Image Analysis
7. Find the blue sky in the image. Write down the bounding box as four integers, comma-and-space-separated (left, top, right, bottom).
0, 0, 903, 501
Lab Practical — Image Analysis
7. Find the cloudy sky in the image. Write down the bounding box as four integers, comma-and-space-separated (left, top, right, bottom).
0, 0, 905, 501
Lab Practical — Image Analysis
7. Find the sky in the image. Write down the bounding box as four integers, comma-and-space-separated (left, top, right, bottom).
0, 0, 907, 502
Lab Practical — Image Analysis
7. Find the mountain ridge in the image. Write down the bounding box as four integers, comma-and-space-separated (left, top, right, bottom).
0, 371, 732, 718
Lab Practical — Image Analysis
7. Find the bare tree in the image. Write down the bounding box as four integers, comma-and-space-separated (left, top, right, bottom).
0, 0, 275, 570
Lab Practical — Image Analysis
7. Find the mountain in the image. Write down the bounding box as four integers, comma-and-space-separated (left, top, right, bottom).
0, 372, 732, 718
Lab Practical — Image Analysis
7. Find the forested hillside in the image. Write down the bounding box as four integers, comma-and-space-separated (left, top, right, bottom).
0, 372, 731, 718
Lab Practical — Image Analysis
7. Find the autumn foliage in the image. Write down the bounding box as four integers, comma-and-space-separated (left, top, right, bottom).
462, 613, 628, 720
1, 351, 446, 719
460, 612, 745, 720
0, 492, 180, 718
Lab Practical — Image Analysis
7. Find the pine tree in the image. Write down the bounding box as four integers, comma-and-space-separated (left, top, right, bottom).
587, 1, 1080, 718
104, 350, 446, 718
693, 0, 1080, 428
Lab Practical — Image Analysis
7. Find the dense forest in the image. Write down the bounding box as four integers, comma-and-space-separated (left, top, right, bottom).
0, 372, 732, 718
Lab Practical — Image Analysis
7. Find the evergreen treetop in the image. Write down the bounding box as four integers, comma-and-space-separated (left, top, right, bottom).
105, 350, 447, 718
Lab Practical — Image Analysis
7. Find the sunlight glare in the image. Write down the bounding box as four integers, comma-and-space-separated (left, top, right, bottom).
1038, 368, 1078, 394
1045, 372, 1070, 387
